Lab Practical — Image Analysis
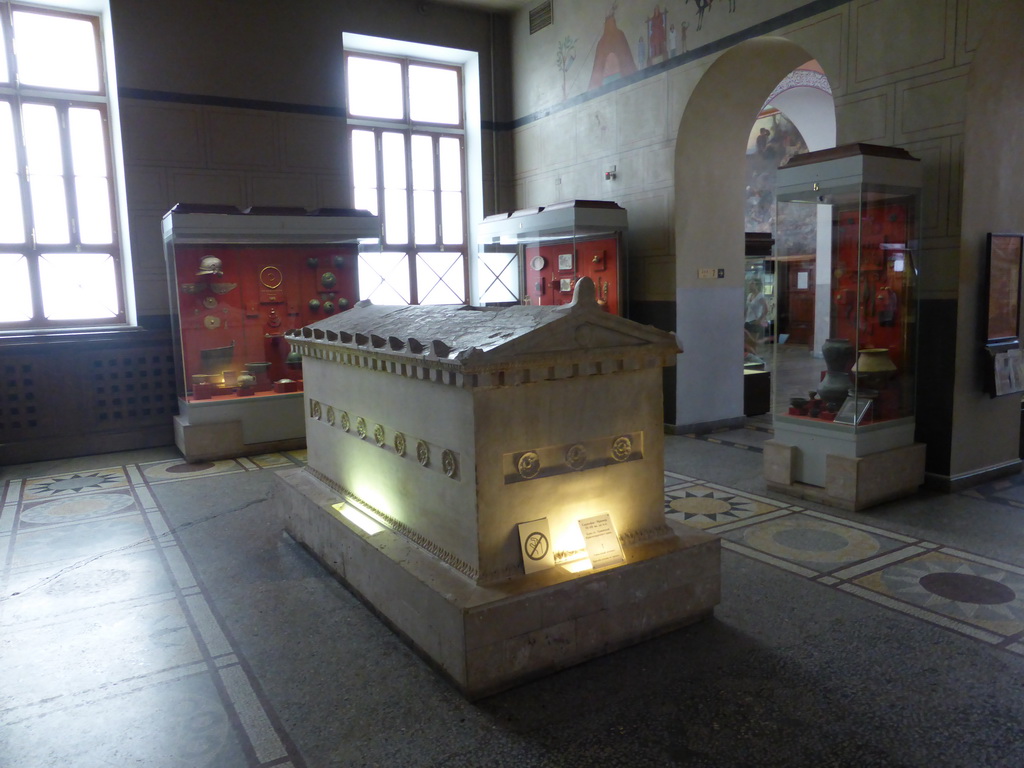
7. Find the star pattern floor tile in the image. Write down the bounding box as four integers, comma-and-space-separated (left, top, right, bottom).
21, 468, 129, 501
665, 484, 783, 529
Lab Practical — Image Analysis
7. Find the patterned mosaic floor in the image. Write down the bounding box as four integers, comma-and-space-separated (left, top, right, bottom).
0, 451, 308, 768
5, 448, 1024, 766
665, 470, 1024, 654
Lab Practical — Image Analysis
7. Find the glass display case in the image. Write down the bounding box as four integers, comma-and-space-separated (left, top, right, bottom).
163, 204, 379, 461
477, 200, 627, 314
765, 144, 925, 509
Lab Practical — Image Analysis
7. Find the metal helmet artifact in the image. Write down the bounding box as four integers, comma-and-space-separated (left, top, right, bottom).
197, 255, 224, 276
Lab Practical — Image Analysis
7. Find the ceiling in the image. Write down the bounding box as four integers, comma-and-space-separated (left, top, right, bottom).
435, 0, 532, 12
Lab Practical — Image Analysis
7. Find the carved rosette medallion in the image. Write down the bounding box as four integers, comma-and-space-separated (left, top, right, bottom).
340, 411, 350, 432
517, 451, 541, 479
565, 443, 587, 471
611, 435, 632, 462
326, 406, 335, 426
394, 432, 407, 456
373, 424, 386, 447
416, 440, 430, 467
356, 417, 367, 439
310, 400, 321, 419
441, 449, 458, 479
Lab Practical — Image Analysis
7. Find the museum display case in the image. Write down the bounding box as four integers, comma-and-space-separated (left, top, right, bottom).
163, 204, 379, 461
764, 144, 925, 509
477, 199, 627, 314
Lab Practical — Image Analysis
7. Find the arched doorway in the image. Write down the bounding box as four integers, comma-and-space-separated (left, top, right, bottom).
672, 36, 834, 432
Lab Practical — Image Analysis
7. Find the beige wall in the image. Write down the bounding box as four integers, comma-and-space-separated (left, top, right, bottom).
953, 0, 1024, 479
507, 0, 1020, 482
509, 0, 978, 304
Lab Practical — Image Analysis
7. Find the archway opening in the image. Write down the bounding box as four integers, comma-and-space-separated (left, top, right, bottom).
672, 37, 835, 432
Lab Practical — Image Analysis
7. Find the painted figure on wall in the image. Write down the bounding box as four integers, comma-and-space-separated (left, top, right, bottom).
556, 35, 577, 100
646, 6, 667, 65
745, 109, 810, 243
687, 0, 713, 31
589, 5, 637, 89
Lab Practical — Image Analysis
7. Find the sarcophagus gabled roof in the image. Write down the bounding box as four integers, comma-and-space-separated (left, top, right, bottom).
287, 277, 681, 386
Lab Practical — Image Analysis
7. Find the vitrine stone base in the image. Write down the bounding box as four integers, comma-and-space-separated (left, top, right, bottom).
274, 466, 720, 700
173, 394, 306, 462
764, 438, 926, 511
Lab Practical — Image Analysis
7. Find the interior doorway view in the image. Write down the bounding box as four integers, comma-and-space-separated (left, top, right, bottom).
739, 60, 836, 417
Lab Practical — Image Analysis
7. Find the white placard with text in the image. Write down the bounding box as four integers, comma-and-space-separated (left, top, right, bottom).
578, 513, 625, 569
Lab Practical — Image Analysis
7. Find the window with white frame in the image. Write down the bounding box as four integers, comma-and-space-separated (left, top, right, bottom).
0, 3, 126, 332
346, 51, 468, 305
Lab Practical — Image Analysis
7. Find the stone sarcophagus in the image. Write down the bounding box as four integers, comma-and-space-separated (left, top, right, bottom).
275, 278, 720, 698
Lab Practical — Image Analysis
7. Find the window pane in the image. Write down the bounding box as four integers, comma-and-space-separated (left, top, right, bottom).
23, 104, 64, 175
381, 132, 407, 188
75, 177, 113, 244
354, 187, 378, 216
358, 251, 410, 304
30, 177, 70, 244
347, 57, 403, 120
0, 254, 32, 321
69, 108, 107, 176
13, 10, 100, 92
351, 130, 377, 189
0, 176, 25, 243
40, 253, 118, 320
417, 251, 465, 304
478, 251, 520, 304
0, 29, 7, 84
24, 104, 70, 243
0, 103, 24, 243
440, 191, 463, 246
410, 135, 434, 190
409, 66, 460, 125
413, 190, 436, 244
381, 133, 407, 243
383, 189, 408, 244
69, 108, 113, 244
438, 137, 462, 191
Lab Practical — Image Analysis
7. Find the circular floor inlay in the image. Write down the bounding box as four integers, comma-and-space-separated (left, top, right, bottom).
670, 497, 731, 516
919, 572, 1016, 605
743, 518, 881, 564
166, 462, 216, 473
773, 527, 850, 552
20, 493, 135, 524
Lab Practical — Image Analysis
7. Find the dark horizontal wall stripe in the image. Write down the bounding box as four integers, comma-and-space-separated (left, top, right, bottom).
119, 1, 849, 130
512, 0, 850, 129
119, 86, 508, 131
119, 87, 348, 117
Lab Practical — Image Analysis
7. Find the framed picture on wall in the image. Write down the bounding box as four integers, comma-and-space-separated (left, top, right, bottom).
985, 233, 1024, 345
